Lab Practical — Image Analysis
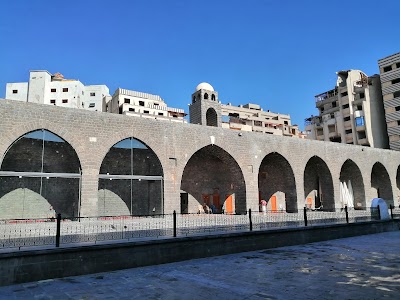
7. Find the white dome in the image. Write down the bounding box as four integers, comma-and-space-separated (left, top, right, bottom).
195, 82, 214, 92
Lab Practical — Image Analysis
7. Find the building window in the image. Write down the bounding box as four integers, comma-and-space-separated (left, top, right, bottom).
82, 91, 84, 95
139, 101, 145, 106
158, 112, 164, 116
63, 88, 68, 92
50, 99, 56, 104
12, 90, 18, 94
342, 104, 349, 109
62, 99, 68, 103
204, 93, 209, 100
392, 78, 400, 85
395, 106, 400, 111
357, 105, 362, 110
383, 66, 392, 72
341, 91, 348, 97
284, 121, 288, 125
345, 129, 352, 134
124, 98, 130, 104
359, 93, 365, 99
211, 94, 216, 101
154, 103, 159, 106
398, 120, 400, 126
254, 121, 262, 126
129, 108, 135, 112
344, 116, 351, 121
397, 63, 400, 68
89, 103, 95, 108
144, 110, 149, 114
355, 117, 364, 127
332, 101, 337, 107
395, 91, 400, 98
90, 92, 95, 97
51, 88, 56, 92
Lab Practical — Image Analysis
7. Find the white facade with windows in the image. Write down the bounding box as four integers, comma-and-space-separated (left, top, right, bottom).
107, 88, 187, 122
305, 70, 389, 149
5, 70, 110, 111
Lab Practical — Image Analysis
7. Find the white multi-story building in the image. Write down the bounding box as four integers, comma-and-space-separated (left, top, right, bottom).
305, 70, 389, 148
106, 88, 187, 122
189, 82, 302, 137
378, 52, 400, 151
5, 70, 110, 112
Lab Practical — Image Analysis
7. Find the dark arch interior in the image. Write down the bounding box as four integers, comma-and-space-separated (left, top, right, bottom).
397, 166, 400, 202
371, 162, 393, 206
98, 138, 163, 216
304, 156, 335, 211
339, 160, 365, 209
206, 108, 218, 127
0, 129, 81, 219
258, 152, 297, 212
180, 145, 246, 214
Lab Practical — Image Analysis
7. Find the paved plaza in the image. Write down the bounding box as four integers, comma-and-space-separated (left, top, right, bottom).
0, 231, 399, 299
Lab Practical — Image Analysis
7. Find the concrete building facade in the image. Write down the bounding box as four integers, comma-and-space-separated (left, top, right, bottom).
305, 70, 389, 148
5, 70, 110, 112
189, 82, 302, 137
378, 52, 400, 151
0, 99, 399, 219
106, 88, 186, 123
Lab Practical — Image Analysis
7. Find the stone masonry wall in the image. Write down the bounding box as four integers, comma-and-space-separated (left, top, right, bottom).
0, 99, 400, 217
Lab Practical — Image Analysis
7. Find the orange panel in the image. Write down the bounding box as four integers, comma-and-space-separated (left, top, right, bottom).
270, 195, 277, 212
225, 195, 233, 214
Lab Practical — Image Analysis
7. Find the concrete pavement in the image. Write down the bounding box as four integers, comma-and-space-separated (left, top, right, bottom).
0, 231, 399, 299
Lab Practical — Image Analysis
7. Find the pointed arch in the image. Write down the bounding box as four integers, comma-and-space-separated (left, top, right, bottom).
304, 156, 334, 211
339, 159, 365, 208
258, 152, 297, 212
0, 129, 81, 219
371, 162, 393, 206
180, 145, 246, 214
98, 137, 164, 216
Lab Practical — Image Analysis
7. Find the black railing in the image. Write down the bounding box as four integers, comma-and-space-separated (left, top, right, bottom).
0, 206, 391, 251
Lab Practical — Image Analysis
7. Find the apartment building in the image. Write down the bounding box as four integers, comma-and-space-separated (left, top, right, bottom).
190, 82, 302, 137
106, 88, 187, 123
378, 52, 400, 151
305, 70, 389, 148
5, 70, 110, 112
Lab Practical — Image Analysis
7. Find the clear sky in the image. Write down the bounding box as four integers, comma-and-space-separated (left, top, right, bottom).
1, 0, 399, 129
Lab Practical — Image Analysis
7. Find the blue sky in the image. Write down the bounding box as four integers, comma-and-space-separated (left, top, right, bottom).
1, 0, 399, 129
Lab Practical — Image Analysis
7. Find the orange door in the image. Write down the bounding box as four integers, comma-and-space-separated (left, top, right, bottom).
270, 195, 277, 212
307, 197, 312, 209
225, 195, 233, 214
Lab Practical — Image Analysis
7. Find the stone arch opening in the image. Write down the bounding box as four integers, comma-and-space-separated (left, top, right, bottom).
180, 145, 246, 214
206, 108, 218, 127
211, 94, 216, 101
98, 137, 163, 216
258, 152, 297, 212
0, 129, 81, 219
339, 159, 365, 209
304, 156, 334, 211
371, 162, 393, 206
204, 93, 209, 100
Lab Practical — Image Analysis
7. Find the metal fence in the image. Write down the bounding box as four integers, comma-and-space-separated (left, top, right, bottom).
0, 205, 395, 251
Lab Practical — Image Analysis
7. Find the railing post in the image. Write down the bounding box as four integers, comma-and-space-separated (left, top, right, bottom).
390, 204, 393, 219
303, 207, 308, 227
345, 205, 349, 224
249, 209, 253, 231
377, 205, 381, 220
55, 213, 61, 247
173, 210, 177, 237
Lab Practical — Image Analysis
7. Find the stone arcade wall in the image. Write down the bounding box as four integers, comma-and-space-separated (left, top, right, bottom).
0, 99, 400, 217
